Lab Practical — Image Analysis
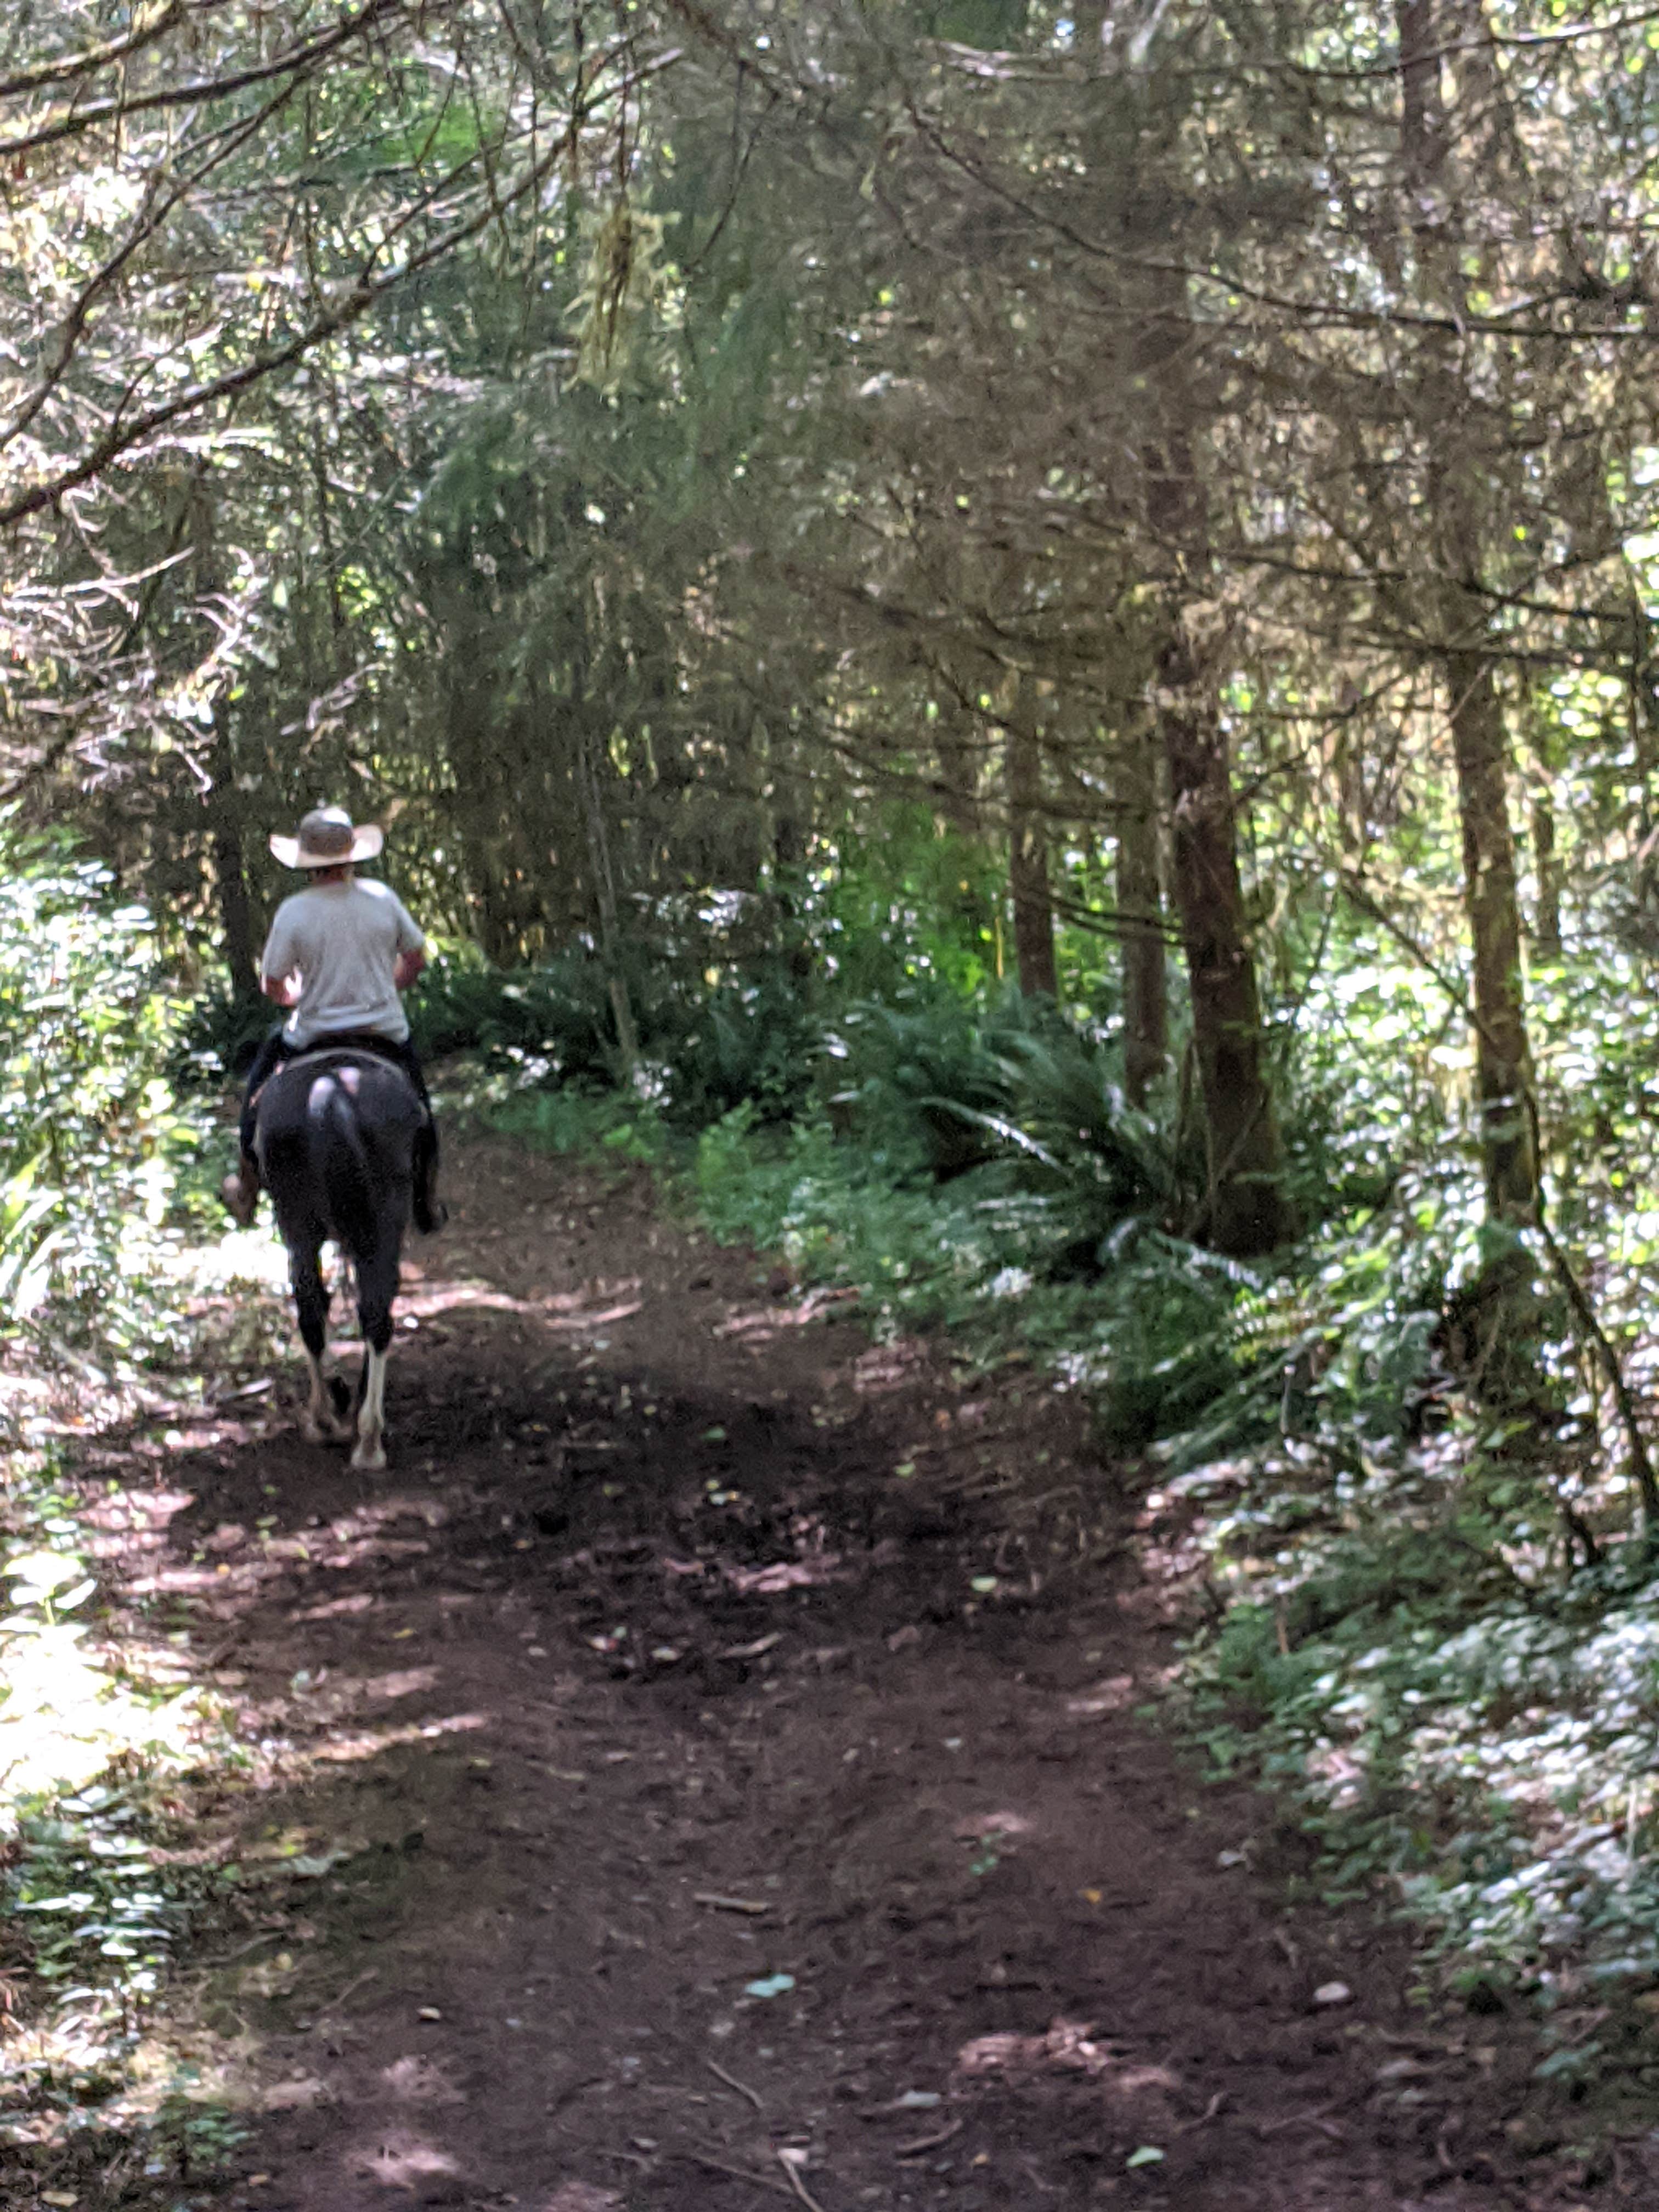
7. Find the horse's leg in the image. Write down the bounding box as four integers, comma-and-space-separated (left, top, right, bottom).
350, 1232, 399, 1472
292, 1240, 347, 1443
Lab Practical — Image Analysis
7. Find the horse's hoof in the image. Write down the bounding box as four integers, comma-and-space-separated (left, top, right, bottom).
351, 1442, 387, 1473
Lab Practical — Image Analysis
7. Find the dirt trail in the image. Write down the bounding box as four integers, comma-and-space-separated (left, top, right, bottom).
132, 1137, 1594, 2211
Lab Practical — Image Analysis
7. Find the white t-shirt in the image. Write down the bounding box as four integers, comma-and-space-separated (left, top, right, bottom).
261, 877, 425, 1047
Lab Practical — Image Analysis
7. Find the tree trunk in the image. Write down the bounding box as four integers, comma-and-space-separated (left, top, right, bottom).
1006, 681, 1058, 998
188, 469, 260, 995
1116, 723, 1167, 1105
1142, 390, 1293, 1252
766, 721, 814, 985
213, 815, 258, 992
1531, 788, 1562, 961
577, 716, 640, 1074
1447, 646, 1537, 1222
934, 701, 981, 840
1073, 11, 1290, 1245
1160, 624, 1293, 1255
1395, 0, 1540, 1229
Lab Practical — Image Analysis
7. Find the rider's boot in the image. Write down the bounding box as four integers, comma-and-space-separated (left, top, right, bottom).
221, 1149, 262, 1228
413, 1133, 447, 1235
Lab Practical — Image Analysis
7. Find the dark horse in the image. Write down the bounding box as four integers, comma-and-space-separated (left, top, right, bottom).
255, 1048, 425, 1471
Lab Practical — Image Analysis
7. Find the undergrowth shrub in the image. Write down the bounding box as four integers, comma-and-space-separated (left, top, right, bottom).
0, 834, 207, 1363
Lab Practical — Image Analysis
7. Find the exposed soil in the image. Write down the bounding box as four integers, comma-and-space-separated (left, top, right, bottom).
36, 1134, 1634, 2210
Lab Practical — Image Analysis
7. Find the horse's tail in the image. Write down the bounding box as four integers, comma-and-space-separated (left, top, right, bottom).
307, 1075, 376, 1253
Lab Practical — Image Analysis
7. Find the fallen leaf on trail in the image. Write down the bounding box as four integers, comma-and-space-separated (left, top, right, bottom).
720, 1632, 782, 1659
726, 1557, 840, 1594
417, 2006, 444, 2021
702, 1425, 727, 1442
896, 2116, 963, 2159
887, 1624, 922, 1651
1126, 2146, 1165, 2169
288, 1846, 357, 1878
957, 2019, 1118, 2080
263, 2078, 330, 2111
953, 1810, 1033, 1842
1313, 1982, 1352, 2007
896, 2090, 942, 2109
41, 2193, 78, 2207
744, 1973, 796, 1999
1374, 2058, 1426, 2083
969, 1576, 998, 1595
1065, 1677, 1136, 1717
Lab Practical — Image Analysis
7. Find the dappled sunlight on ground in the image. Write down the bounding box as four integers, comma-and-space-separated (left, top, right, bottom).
347, 2123, 462, 2190
172, 1226, 291, 1296
1, 1136, 1618, 2210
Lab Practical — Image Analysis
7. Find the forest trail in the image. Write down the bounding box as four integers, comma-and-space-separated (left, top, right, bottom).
147, 1135, 1587, 2212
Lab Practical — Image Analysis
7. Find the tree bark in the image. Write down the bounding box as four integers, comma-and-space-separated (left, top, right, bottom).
1116, 723, 1167, 1105
766, 719, 814, 985
1396, 0, 1540, 1227
1073, 8, 1291, 1248
1160, 620, 1293, 1255
1006, 680, 1058, 998
1447, 646, 1537, 1221
213, 816, 258, 991
1142, 382, 1293, 1252
934, 699, 981, 840
577, 715, 640, 1074
1530, 788, 1562, 961
188, 467, 259, 995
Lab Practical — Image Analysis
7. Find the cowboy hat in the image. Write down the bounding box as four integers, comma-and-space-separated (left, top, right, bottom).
269, 805, 385, 870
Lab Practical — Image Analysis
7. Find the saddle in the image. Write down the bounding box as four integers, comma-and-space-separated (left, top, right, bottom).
252, 1039, 426, 1126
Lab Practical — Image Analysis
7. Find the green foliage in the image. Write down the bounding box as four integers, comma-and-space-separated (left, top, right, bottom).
0, 834, 207, 1359
688, 1091, 1240, 1442
487, 1082, 671, 1166
0, 1435, 247, 2162
815, 815, 1006, 1005
1183, 1523, 1659, 1996
413, 942, 824, 1122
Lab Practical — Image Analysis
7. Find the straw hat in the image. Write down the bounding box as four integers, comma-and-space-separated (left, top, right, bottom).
269, 805, 385, 870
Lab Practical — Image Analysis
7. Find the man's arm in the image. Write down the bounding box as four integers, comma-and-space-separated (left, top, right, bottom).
394, 946, 425, 992
260, 903, 300, 1007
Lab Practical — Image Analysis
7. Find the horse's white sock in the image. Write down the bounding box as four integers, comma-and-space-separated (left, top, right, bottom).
353, 1345, 389, 1470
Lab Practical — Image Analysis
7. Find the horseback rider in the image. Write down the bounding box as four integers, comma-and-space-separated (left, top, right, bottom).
221, 806, 444, 1234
